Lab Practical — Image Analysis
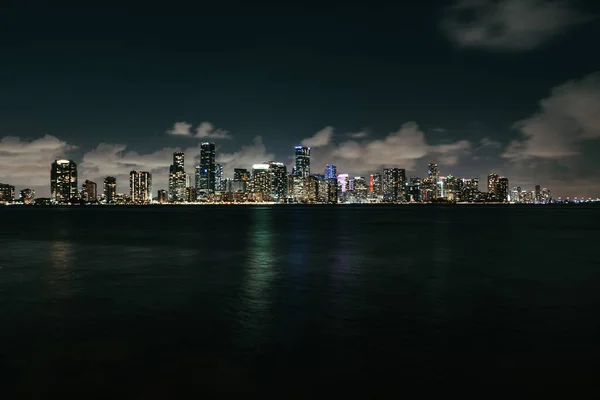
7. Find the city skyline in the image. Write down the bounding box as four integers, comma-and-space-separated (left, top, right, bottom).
1, 1, 600, 197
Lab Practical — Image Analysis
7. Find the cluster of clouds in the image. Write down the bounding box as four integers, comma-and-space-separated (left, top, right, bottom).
441, 0, 592, 51
167, 121, 232, 139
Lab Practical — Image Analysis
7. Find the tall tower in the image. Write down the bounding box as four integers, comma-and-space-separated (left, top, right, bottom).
196, 142, 216, 193
269, 162, 287, 202
488, 173, 499, 201
104, 177, 117, 203
252, 164, 271, 201
497, 177, 509, 202
51, 159, 78, 203
324, 164, 337, 180
382, 168, 406, 202
130, 171, 152, 203
169, 151, 186, 202
294, 146, 310, 178
82, 180, 97, 202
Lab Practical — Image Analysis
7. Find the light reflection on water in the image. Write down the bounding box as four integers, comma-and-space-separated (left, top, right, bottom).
238, 207, 277, 348
47, 240, 76, 299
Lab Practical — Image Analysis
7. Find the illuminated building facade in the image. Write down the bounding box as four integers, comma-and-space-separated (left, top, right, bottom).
157, 189, 168, 203
0, 183, 15, 203
252, 164, 271, 201
104, 177, 117, 203
324, 164, 337, 180
370, 173, 382, 196
497, 177, 509, 202
294, 146, 310, 178
233, 168, 249, 192
460, 178, 479, 202
82, 180, 97, 202
307, 175, 319, 202
382, 168, 405, 203
487, 173, 499, 201
169, 151, 186, 202
20, 188, 35, 204
129, 170, 152, 203
408, 178, 421, 202
51, 159, 78, 203
269, 162, 287, 202
215, 163, 224, 192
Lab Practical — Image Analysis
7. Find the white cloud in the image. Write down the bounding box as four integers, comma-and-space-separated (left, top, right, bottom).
503, 72, 600, 159
0, 135, 76, 189
347, 131, 369, 138
167, 121, 193, 136
441, 0, 591, 51
478, 137, 502, 149
300, 126, 334, 148
194, 121, 232, 140
217, 136, 275, 178
309, 122, 472, 175
166, 121, 232, 140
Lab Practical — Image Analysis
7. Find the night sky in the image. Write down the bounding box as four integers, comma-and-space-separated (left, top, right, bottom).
1, 0, 599, 197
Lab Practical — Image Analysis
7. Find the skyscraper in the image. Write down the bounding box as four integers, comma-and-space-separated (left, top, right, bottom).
294, 146, 310, 178
382, 168, 405, 202
252, 164, 271, 201
215, 163, 224, 192
269, 162, 287, 202
497, 177, 509, 202
169, 151, 186, 202
488, 173, 499, 201
130, 170, 152, 203
370, 173, 382, 195
196, 142, 216, 193
324, 164, 337, 180
233, 168, 249, 192
535, 185, 541, 203
51, 159, 78, 203
157, 189, 168, 204
104, 177, 116, 203
82, 180, 97, 202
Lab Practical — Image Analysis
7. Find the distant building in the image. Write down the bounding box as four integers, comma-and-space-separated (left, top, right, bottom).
130, 170, 152, 203
252, 164, 271, 201
157, 189, 168, 204
196, 143, 216, 194
215, 163, 224, 192
408, 178, 421, 202
370, 173, 382, 196
169, 152, 186, 202
497, 177, 509, 202
269, 162, 287, 202
337, 174, 349, 193
294, 146, 310, 178
20, 188, 35, 204
487, 173, 499, 201
535, 185, 541, 203
104, 177, 117, 203
324, 164, 337, 180
382, 168, 406, 203
51, 159, 78, 203
82, 180, 97, 202
0, 183, 15, 203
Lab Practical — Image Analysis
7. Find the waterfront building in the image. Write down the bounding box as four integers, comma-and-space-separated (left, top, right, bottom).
20, 188, 35, 204
370, 173, 382, 196
252, 164, 271, 201
497, 177, 509, 202
51, 159, 78, 203
169, 152, 186, 202
382, 168, 406, 203
269, 162, 287, 202
488, 173, 499, 201
82, 180, 97, 202
215, 163, 224, 192
157, 189, 168, 204
129, 170, 152, 203
0, 183, 15, 203
324, 164, 337, 180
103, 177, 117, 203
294, 146, 310, 178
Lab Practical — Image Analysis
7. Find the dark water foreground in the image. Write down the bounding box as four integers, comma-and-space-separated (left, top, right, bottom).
1, 205, 599, 396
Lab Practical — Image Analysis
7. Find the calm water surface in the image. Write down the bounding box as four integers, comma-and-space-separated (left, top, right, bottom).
1, 205, 599, 395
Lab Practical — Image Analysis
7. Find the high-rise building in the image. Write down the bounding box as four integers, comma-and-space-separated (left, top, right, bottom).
215, 163, 224, 192
252, 164, 271, 201
324, 164, 337, 180
51, 159, 78, 203
169, 152, 186, 202
269, 162, 287, 202
0, 183, 15, 203
370, 173, 382, 196
382, 168, 406, 202
129, 170, 152, 203
535, 185, 541, 203
82, 180, 97, 202
445, 175, 459, 201
196, 142, 216, 193
232, 168, 249, 193
354, 176, 369, 203
294, 146, 310, 178
509, 187, 521, 203
408, 178, 421, 202
103, 177, 117, 203
157, 189, 168, 204
20, 188, 35, 204
306, 175, 319, 202
488, 173, 499, 201
337, 174, 349, 193
541, 187, 551, 203
497, 177, 509, 202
